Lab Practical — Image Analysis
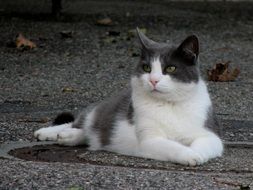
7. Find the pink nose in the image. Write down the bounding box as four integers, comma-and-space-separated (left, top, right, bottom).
150, 79, 159, 86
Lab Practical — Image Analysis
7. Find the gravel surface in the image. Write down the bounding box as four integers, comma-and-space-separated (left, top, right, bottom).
0, 1, 253, 121
0, 159, 252, 190
0, 0, 252, 189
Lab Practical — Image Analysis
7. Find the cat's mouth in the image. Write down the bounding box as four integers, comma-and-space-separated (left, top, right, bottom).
151, 89, 162, 93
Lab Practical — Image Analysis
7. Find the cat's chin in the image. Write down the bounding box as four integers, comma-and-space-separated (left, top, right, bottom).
150, 89, 167, 95
147, 89, 190, 103
148, 90, 171, 101
151, 89, 161, 93
146, 84, 167, 94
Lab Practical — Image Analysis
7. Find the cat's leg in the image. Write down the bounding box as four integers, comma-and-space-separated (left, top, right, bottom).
34, 124, 86, 146
34, 123, 72, 141
190, 133, 223, 162
137, 137, 204, 166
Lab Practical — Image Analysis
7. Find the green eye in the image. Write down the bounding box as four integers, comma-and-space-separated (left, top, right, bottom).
165, 66, 176, 73
143, 65, 151, 73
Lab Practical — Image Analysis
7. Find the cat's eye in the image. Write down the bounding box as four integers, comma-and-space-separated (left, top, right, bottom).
142, 65, 151, 73
165, 66, 176, 73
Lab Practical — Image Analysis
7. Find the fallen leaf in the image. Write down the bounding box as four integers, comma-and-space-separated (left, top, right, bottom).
32, 69, 39, 76
67, 187, 84, 190
131, 52, 139, 57
128, 47, 140, 57
207, 61, 240, 82
102, 36, 117, 44
40, 117, 50, 123
62, 87, 75, 93
60, 30, 73, 38
96, 18, 113, 26
106, 30, 120, 36
15, 33, 36, 50
118, 65, 125, 69
128, 28, 147, 38
63, 52, 71, 57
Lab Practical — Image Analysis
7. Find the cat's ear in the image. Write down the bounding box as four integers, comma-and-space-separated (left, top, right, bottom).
176, 35, 199, 64
136, 27, 157, 50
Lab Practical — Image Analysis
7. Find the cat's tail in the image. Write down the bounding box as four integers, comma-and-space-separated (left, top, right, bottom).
52, 112, 75, 125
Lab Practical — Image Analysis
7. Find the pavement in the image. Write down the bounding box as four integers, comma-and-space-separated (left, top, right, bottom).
0, 0, 253, 189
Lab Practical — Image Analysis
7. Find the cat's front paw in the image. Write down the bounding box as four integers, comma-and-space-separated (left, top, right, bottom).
34, 127, 58, 141
177, 148, 204, 166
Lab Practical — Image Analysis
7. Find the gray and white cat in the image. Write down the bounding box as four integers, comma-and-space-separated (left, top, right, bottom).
34, 29, 223, 166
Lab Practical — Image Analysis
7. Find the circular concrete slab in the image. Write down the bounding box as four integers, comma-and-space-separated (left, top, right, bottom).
2, 142, 252, 175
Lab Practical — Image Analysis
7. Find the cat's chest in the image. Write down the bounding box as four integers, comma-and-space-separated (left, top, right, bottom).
139, 102, 196, 124
134, 98, 206, 137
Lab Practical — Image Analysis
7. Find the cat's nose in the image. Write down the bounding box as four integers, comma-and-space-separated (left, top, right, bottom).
150, 79, 159, 86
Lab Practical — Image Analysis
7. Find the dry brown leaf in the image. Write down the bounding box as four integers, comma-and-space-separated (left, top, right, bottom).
207, 61, 240, 82
16, 33, 36, 49
106, 30, 120, 36
60, 30, 73, 38
62, 87, 75, 93
128, 28, 147, 38
96, 18, 113, 26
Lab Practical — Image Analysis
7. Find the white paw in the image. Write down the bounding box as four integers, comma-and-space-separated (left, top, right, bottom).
190, 135, 224, 162
57, 128, 84, 146
191, 146, 222, 163
34, 127, 58, 141
177, 148, 204, 166
34, 123, 72, 141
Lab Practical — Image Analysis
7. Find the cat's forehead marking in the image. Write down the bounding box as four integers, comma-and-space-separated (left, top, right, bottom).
151, 57, 163, 75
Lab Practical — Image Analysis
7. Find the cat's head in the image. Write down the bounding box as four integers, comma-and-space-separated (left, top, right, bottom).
132, 28, 201, 102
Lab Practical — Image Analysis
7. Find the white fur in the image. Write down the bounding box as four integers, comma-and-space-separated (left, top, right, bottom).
57, 128, 85, 146
104, 120, 138, 156
138, 137, 204, 165
34, 123, 72, 141
150, 57, 163, 83
34, 123, 86, 146
190, 134, 223, 162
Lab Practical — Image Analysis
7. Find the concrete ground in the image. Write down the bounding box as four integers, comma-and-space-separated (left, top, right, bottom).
0, 0, 252, 189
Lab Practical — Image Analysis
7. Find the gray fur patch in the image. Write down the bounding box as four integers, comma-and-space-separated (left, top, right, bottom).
127, 102, 134, 125
205, 107, 222, 136
72, 103, 98, 129
91, 89, 133, 146
72, 111, 86, 129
